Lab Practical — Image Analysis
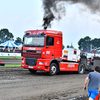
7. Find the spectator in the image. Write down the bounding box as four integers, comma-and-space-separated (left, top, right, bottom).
84, 66, 100, 100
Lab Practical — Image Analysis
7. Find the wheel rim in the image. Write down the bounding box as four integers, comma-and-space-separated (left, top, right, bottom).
51, 66, 56, 74
80, 65, 84, 73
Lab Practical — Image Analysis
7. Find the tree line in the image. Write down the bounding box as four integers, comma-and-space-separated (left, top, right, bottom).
0, 28, 22, 44
0, 28, 99, 52
78, 36, 100, 52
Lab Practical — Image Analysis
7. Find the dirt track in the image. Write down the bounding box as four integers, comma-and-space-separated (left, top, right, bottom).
1, 59, 21, 64
0, 67, 89, 100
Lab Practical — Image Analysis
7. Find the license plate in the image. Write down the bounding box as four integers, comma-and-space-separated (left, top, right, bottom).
28, 66, 33, 69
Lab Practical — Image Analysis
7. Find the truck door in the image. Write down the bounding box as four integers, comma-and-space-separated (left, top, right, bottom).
54, 37, 62, 59
45, 36, 55, 59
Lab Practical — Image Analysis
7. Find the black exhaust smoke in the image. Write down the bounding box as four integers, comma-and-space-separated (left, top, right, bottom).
43, 13, 55, 30
42, 0, 100, 29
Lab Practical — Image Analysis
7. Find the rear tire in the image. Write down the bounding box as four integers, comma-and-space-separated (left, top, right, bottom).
29, 69, 36, 74
78, 64, 85, 74
49, 63, 58, 76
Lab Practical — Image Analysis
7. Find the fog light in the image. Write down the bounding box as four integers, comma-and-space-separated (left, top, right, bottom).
38, 62, 43, 65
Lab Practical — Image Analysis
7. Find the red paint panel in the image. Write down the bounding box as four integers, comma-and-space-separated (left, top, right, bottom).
60, 62, 79, 71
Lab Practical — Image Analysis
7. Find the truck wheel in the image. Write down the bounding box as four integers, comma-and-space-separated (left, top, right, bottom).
78, 64, 85, 74
49, 63, 58, 76
29, 69, 36, 74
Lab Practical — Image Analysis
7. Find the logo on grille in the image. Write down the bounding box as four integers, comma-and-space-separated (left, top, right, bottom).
29, 48, 35, 50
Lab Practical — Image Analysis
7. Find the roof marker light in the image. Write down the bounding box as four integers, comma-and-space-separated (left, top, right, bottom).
40, 31, 42, 34
25, 31, 31, 35
39, 31, 44, 35
26, 33, 30, 35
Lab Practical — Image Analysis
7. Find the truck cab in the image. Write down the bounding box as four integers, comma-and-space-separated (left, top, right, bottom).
21, 30, 63, 75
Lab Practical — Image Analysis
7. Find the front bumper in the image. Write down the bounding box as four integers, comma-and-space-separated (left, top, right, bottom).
21, 57, 50, 72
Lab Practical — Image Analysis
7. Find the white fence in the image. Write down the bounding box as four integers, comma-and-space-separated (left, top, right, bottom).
0, 52, 21, 56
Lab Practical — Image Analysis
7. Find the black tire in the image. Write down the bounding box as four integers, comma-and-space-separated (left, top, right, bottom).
0, 63, 5, 66
78, 64, 85, 74
29, 69, 36, 74
49, 63, 58, 76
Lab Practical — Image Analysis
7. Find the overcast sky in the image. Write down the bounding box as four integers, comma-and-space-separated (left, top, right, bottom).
0, 0, 100, 49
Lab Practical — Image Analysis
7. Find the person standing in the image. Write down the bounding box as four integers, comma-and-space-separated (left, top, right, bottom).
84, 66, 100, 100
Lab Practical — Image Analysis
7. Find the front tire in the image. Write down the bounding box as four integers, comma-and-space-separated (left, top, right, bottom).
78, 64, 85, 74
29, 69, 36, 74
49, 63, 58, 76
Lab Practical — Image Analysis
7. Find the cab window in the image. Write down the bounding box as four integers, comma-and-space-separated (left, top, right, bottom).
46, 36, 54, 46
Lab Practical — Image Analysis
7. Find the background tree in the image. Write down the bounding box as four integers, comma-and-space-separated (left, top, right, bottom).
78, 38, 84, 50
15, 37, 22, 44
67, 45, 70, 48
63, 45, 65, 49
70, 43, 74, 48
91, 38, 100, 49
66, 43, 74, 48
78, 36, 91, 52
0, 28, 14, 43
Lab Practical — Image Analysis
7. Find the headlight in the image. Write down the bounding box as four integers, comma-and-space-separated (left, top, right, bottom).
21, 64, 24, 66
21, 60, 24, 63
38, 62, 44, 65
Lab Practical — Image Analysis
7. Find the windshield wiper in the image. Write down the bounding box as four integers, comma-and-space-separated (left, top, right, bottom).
23, 44, 44, 47
37, 45, 44, 47
23, 45, 36, 47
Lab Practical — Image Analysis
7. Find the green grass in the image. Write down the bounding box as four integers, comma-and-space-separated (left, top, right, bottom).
0, 56, 22, 59
0, 64, 21, 67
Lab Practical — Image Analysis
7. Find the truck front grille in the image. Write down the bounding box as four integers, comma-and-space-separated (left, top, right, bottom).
25, 58, 37, 66
22, 50, 41, 58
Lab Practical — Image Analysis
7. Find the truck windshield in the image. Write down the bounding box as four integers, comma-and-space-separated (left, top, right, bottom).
23, 36, 45, 47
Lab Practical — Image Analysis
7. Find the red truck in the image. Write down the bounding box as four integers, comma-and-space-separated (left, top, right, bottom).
21, 30, 85, 75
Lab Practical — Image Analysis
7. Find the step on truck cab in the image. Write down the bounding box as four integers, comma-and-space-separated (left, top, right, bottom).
21, 30, 85, 75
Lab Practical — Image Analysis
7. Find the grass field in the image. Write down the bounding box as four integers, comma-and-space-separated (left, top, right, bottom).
0, 56, 21, 67
0, 56, 22, 59
0, 64, 21, 67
